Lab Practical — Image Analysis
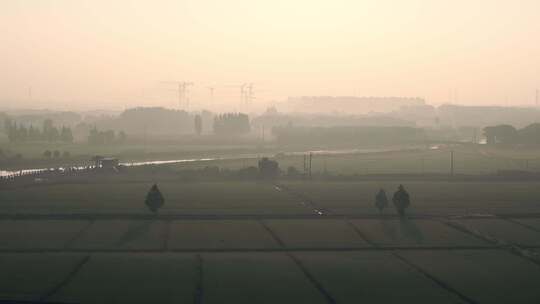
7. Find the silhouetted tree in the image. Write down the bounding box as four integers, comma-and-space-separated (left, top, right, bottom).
258, 157, 280, 179
103, 130, 115, 143
43, 150, 52, 159
213, 113, 250, 135
483, 124, 518, 144
28, 125, 41, 141
518, 123, 540, 144
43, 119, 59, 142
4, 118, 17, 142
60, 126, 74, 143
145, 184, 165, 213
375, 189, 388, 213
272, 125, 421, 145
392, 184, 410, 217
88, 127, 100, 144
88, 127, 117, 145
194, 114, 203, 135
117, 130, 127, 143
53, 150, 61, 158
2, 118, 75, 143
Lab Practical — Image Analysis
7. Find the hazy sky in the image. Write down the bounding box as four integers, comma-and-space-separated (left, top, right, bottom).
1, 0, 539, 110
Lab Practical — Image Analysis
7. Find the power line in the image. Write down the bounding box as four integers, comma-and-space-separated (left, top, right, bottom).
160, 81, 194, 109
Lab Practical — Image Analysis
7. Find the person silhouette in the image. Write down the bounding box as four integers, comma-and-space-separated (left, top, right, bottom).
392, 184, 410, 217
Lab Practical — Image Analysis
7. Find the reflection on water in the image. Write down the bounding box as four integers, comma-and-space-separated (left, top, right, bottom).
0, 146, 423, 178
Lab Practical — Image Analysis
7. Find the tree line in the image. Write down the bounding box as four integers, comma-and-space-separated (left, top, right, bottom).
213, 113, 251, 135
4, 118, 73, 143
484, 123, 540, 144
272, 125, 423, 145
88, 127, 127, 145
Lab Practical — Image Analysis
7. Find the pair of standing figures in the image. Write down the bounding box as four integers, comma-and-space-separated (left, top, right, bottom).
375, 185, 410, 216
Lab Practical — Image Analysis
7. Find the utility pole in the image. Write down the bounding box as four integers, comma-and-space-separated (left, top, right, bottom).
240, 83, 247, 106
245, 83, 254, 106
450, 150, 454, 176
309, 153, 313, 178
180, 82, 194, 109
160, 81, 194, 109
143, 125, 148, 154
303, 154, 307, 177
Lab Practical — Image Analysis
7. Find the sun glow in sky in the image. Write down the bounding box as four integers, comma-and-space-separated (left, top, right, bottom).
1, 0, 540, 110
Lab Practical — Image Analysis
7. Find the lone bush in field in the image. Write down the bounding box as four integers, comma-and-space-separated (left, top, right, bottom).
392, 184, 410, 217
375, 189, 388, 213
145, 184, 165, 213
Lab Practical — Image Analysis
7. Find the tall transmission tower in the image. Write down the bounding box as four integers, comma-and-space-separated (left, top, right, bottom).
240, 83, 247, 106
160, 81, 194, 109
225, 83, 248, 107
245, 83, 255, 106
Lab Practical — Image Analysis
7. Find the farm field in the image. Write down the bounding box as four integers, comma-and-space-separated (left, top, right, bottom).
0, 181, 308, 215
168, 220, 279, 250
0, 218, 537, 252
50, 253, 198, 304
513, 218, 540, 231
454, 218, 540, 246
0, 220, 88, 250
2, 250, 539, 303
398, 250, 540, 304
281, 181, 540, 215
169, 145, 540, 175
295, 251, 465, 303
201, 252, 327, 304
70, 220, 167, 250
349, 219, 489, 247
263, 219, 371, 249
2, 171, 540, 302
0, 253, 86, 302
2, 180, 540, 216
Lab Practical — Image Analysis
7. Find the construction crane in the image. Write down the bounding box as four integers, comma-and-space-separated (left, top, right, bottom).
160, 81, 194, 109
